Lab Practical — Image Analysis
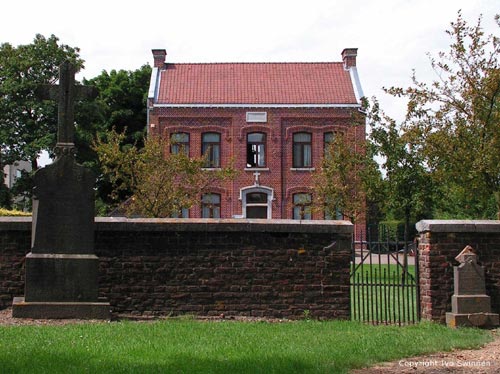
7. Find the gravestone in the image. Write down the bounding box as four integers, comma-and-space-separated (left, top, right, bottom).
12, 61, 110, 319
446, 246, 499, 328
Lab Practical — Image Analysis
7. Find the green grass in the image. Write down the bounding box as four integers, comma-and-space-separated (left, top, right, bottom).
0, 320, 491, 373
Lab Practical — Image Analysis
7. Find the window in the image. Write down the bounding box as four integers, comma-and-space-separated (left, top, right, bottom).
247, 132, 266, 168
202, 132, 221, 168
202, 193, 221, 218
293, 132, 312, 168
245, 192, 268, 218
171, 207, 189, 218
171, 133, 190, 155
325, 206, 343, 220
324, 132, 334, 154
293, 193, 312, 220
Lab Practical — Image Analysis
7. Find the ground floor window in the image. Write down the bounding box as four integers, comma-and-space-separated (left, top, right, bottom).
293, 193, 312, 220
202, 193, 221, 218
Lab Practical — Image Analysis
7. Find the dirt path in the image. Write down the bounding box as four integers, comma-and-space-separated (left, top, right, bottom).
351, 329, 499, 374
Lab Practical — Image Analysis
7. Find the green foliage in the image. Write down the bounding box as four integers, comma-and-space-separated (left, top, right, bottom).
75, 65, 152, 211
377, 220, 417, 241
367, 98, 434, 227
313, 110, 382, 222
0, 34, 83, 169
386, 12, 500, 218
94, 129, 237, 217
0, 182, 11, 209
0, 320, 491, 373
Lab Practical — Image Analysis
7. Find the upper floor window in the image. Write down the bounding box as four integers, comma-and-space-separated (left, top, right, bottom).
293, 132, 312, 168
293, 193, 312, 220
202, 132, 221, 168
171, 132, 190, 155
324, 132, 334, 154
247, 132, 266, 168
201, 193, 221, 218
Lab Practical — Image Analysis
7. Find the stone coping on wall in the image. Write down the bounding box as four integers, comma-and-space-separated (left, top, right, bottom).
416, 219, 500, 233
0, 217, 353, 234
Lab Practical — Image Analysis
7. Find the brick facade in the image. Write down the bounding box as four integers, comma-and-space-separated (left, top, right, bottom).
147, 50, 367, 239
1, 217, 352, 320
417, 220, 500, 323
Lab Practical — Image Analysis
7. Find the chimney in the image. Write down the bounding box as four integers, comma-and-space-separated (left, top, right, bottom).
341, 48, 357, 69
152, 49, 167, 68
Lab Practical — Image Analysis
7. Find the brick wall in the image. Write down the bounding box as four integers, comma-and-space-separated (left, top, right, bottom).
0, 217, 352, 319
417, 220, 500, 323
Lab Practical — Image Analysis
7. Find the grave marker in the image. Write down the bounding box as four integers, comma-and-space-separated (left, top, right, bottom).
446, 246, 499, 328
12, 61, 110, 319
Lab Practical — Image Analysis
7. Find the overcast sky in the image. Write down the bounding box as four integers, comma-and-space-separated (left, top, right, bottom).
1, 0, 498, 121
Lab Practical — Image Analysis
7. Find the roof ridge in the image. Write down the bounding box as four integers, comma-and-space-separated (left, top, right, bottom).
164, 61, 344, 66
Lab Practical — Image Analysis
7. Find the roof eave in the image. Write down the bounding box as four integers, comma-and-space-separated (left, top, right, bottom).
151, 103, 361, 109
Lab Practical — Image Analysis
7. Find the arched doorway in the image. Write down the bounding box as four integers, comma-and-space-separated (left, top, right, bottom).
240, 186, 273, 219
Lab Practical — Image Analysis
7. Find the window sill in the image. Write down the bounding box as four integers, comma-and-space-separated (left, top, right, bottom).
290, 168, 315, 171
201, 167, 222, 171
244, 168, 269, 171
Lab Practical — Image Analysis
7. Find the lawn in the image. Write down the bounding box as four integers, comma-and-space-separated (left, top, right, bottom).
0, 319, 491, 373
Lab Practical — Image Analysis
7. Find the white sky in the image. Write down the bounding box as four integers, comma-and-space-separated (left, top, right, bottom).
1, 0, 498, 122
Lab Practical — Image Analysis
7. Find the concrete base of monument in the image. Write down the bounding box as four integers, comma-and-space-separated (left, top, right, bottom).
446, 312, 499, 328
12, 297, 111, 320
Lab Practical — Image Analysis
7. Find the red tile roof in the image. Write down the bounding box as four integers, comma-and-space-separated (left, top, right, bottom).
155, 62, 358, 105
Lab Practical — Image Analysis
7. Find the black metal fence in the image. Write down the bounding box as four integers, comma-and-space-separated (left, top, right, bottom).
350, 233, 420, 325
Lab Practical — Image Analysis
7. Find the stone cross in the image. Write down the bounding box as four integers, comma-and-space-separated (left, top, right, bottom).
253, 171, 261, 186
37, 60, 97, 149
12, 60, 110, 319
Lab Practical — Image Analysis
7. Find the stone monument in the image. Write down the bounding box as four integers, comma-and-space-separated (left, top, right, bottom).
446, 245, 499, 328
12, 61, 110, 319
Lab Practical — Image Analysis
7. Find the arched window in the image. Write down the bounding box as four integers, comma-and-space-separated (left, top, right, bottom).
170, 132, 190, 155
202, 132, 221, 168
293, 132, 312, 168
247, 132, 266, 168
201, 193, 221, 218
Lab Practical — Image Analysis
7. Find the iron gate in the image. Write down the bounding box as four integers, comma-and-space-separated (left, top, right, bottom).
350, 233, 420, 325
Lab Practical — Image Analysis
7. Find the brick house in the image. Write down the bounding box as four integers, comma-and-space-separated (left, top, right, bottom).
147, 48, 366, 238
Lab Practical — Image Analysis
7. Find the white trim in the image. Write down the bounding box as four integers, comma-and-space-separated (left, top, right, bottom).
349, 67, 364, 103
239, 185, 274, 219
152, 103, 361, 109
148, 67, 159, 100
290, 168, 316, 171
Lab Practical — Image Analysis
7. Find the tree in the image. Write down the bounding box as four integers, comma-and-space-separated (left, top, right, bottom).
0, 34, 83, 170
313, 108, 382, 224
386, 12, 500, 218
75, 66, 152, 213
314, 132, 365, 222
368, 98, 434, 237
94, 130, 237, 217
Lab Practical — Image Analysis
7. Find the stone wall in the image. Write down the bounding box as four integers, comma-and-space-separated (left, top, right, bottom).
417, 220, 500, 323
0, 217, 352, 319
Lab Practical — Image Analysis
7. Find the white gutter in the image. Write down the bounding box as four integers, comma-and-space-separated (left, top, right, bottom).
152, 103, 361, 109
148, 67, 159, 100
349, 67, 364, 103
